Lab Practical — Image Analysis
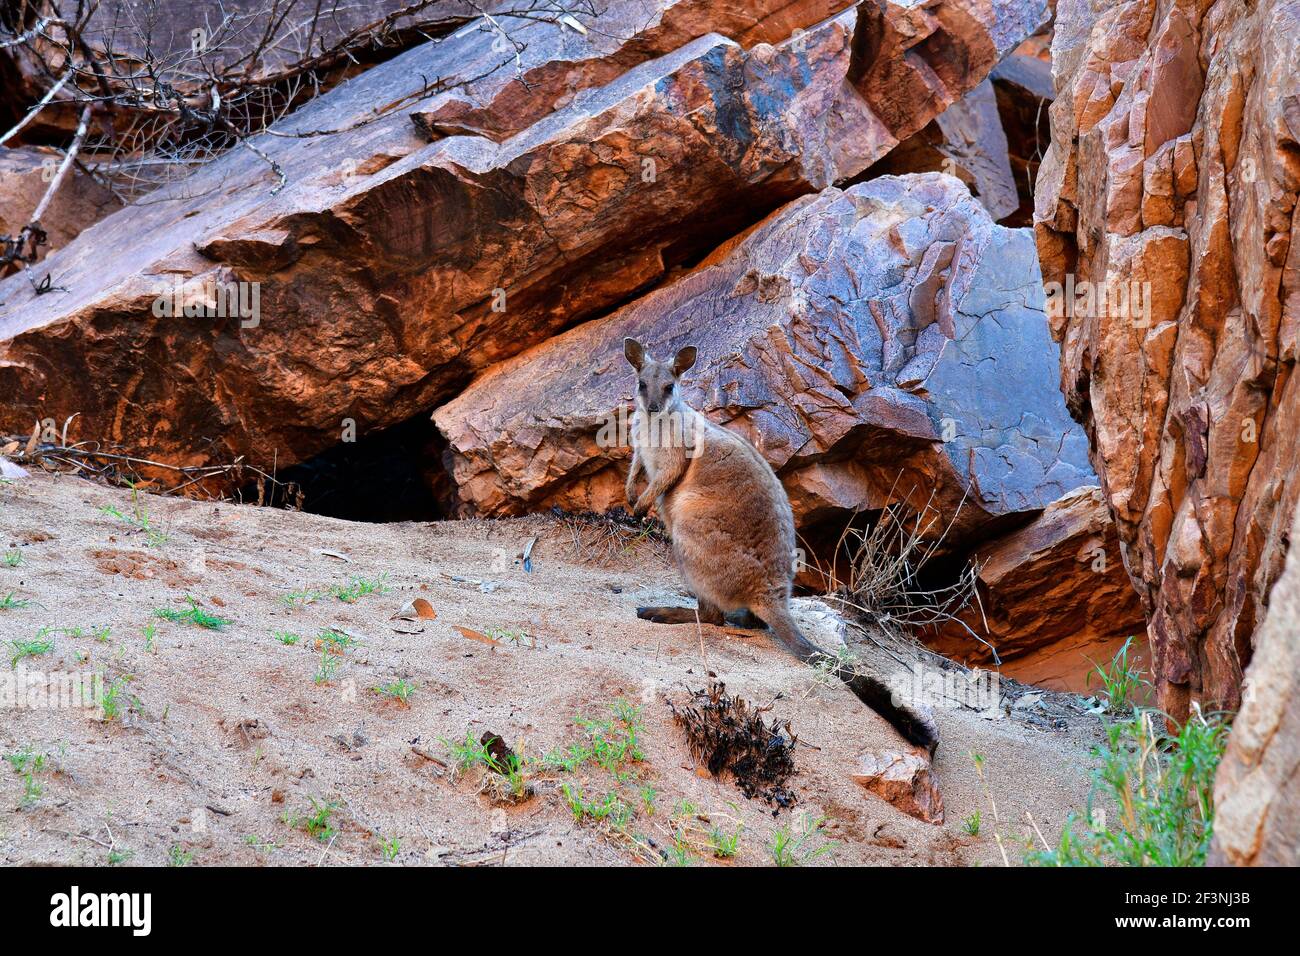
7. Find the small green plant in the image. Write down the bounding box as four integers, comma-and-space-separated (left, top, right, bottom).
664, 832, 694, 867
313, 649, 342, 685
486, 627, 534, 648
167, 844, 193, 867
283, 798, 340, 843
560, 784, 631, 829
317, 628, 359, 652
37, 624, 109, 641
243, 835, 280, 854
7, 745, 49, 806
143, 621, 157, 653
107, 848, 135, 865
3, 549, 21, 567
272, 630, 300, 646
493, 751, 531, 802
372, 679, 416, 704
768, 816, 836, 867
441, 731, 493, 773
963, 810, 982, 837
0, 591, 30, 611
282, 586, 326, 607
152, 597, 232, 631
380, 836, 401, 862
99, 674, 136, 721
708, 824, 743, 859
8, 636, 55, 668
541, 699, 645, 776
101, 484, 169, 547
329, 575, 390, 603
805, 645, 860, 695
1087, 636, 1151, 713
1027, 706, 1229, 867
440, 731, 533, 801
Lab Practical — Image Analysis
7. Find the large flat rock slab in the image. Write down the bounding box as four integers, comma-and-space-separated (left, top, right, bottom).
0, 0, 1046, 477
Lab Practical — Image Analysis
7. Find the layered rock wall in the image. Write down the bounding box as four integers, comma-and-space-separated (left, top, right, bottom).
1034, 0, 1300, 716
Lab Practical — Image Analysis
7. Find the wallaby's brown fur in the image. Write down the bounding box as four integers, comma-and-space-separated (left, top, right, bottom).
624, 339, 938, 753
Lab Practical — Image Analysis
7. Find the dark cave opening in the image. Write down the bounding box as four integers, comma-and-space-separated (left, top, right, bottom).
244, 413, 447, 523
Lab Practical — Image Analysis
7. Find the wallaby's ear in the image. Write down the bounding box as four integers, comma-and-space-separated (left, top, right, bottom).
624, 337, 645, 371
671, 345, 697, 377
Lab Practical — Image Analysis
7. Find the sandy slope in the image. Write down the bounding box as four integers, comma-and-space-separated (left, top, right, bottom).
0, 473, 1104, 866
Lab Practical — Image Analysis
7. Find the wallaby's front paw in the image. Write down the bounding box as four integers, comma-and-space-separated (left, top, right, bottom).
631, 497, 648, 518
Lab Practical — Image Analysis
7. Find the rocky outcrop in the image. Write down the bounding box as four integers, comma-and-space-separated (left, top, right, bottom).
852, 748, 945, 824
990, 27, 1055, 225
0, 147, 120, 267
1211, 508, 1300, 866
1034, 0, 1300, 717
927, 485, 1147, 692
866, 80, 1020, 221
0, 0, 1047, 478
435, 173, 1094, 541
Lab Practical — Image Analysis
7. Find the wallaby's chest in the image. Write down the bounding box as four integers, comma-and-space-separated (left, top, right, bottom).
633, 411, 692, 482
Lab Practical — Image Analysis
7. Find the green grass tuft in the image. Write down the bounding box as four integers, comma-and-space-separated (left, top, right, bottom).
153, 597, 232, 631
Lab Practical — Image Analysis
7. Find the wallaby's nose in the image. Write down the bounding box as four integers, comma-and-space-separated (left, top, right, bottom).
646, 402, 661, 413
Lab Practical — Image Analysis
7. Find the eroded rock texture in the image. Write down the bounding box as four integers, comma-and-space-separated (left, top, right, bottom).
927, 485, 1147, 692
1211, 507, 1300, 866
1034, 0, 1300, 717
0, 146, 121, 268
866, 80, 1020, 221
0, 0, 1046, 476
852, 748, 945, 825
435, 174, 1094, 543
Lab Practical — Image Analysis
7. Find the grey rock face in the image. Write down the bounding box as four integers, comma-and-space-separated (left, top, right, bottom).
436, 173, 1094, 539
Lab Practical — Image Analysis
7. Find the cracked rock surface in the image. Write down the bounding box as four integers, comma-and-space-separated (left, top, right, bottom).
436, 173, 1094, 542
1034, 0, 1300, 717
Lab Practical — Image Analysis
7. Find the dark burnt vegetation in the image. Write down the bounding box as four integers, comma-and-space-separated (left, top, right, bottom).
668, 681, 799, 812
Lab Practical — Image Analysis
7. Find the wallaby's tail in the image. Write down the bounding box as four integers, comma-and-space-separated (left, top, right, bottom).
759, 603, 939, 755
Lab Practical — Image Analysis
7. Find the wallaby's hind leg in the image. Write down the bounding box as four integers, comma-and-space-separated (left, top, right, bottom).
637, 598, 724, 626
752, 601, 939, 755
725, 609, 769, 630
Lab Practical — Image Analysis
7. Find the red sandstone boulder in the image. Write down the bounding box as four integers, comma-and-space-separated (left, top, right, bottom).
926, 485, 1147, 693
0, 0, 1047, 478
852, 748, 945, 824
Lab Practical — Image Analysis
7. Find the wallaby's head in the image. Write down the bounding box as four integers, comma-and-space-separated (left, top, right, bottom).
624, 338, 696, 414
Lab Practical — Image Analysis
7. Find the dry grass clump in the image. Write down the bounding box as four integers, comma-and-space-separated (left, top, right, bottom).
812, 490, 996, 663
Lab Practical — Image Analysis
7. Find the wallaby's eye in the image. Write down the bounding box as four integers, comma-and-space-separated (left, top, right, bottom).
638, 381, 646, 393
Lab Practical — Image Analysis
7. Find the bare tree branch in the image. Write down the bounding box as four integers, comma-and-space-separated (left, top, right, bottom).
1, 0, 595, 202
0, 69, 71, 147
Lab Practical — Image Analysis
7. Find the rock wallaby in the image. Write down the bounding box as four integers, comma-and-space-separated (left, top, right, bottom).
623, 338, 937, 753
